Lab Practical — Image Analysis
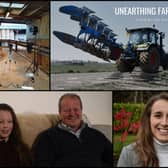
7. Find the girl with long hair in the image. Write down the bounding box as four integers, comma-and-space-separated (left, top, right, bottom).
117, 93, 168, 167
0, 103, 31, 166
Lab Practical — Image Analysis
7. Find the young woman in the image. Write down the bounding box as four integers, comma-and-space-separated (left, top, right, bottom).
117, 93, 168, 167
0, 103, 31, 166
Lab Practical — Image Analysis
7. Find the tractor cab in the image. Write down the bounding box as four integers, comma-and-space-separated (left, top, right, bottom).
117, 27, 166, 73
126, 27, 159, 45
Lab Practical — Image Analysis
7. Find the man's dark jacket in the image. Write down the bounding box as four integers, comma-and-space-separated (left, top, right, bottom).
32, 124, 112, 167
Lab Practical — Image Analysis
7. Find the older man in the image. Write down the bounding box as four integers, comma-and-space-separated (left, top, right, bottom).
32, 93, 112, 167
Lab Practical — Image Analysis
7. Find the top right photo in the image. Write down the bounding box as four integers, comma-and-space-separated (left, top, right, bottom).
51, 1, 168, 90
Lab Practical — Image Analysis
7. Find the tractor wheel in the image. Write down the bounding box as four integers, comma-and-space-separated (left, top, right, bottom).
139, 46, 160, 73
161, 53, 168, 70
116, 59, 134, 72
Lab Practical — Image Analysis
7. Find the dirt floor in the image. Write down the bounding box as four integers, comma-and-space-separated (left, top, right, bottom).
51, 67, 168, 90
0, 48, 49, 90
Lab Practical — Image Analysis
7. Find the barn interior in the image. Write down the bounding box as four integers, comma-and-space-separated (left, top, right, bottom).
0, 1, 49, 90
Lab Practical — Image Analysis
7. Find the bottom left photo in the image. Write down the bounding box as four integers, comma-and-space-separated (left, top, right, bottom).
0, 91, 112, 167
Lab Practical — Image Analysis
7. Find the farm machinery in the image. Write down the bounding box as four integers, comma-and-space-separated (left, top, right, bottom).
53, 5, 168, 73
117, 27, 168, 73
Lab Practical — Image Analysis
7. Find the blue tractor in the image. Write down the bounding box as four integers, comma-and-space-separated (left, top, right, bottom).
117, 26, 168, 73
54, 5, 168, 73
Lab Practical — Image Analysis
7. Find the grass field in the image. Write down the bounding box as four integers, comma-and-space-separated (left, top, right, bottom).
51, 62, 117, 74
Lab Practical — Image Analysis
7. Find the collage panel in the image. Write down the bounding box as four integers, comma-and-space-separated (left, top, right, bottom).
1, 0, 168, 167
0, 1, 49, 90
0, 91, 112, 166
113, 91, 168, 167
51, 1, 168, 90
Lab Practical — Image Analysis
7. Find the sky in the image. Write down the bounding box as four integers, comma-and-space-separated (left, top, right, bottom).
51, 1, 168, 63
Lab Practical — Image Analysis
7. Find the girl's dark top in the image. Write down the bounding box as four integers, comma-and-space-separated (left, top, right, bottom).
0, 140, 20, 166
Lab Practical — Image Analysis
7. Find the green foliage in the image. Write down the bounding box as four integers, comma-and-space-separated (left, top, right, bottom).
51, 62, 116, 73
113, 103, 145, 123
114, 133, 136, 156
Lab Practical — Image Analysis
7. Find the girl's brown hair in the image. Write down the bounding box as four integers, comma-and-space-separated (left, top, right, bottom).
0, 103, 31, 166
135, 92, 168, 167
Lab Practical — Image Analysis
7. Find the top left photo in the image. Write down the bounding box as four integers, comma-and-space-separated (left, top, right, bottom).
0, 1, 49, 90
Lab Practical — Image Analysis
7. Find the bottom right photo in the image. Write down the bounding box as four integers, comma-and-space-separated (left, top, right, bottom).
113, 91, 168, 167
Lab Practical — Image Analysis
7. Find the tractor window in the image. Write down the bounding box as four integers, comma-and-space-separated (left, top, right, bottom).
129, 32, 140, 44
129, 31, 142, 44
149, 32, 157, 44
129, 30, 158, 45
142, 33, 148, 43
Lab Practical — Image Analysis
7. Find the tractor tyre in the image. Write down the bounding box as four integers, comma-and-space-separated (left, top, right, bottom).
161, 53, 168, 70
116, 59, 134, 72
139, 46, 160, 73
